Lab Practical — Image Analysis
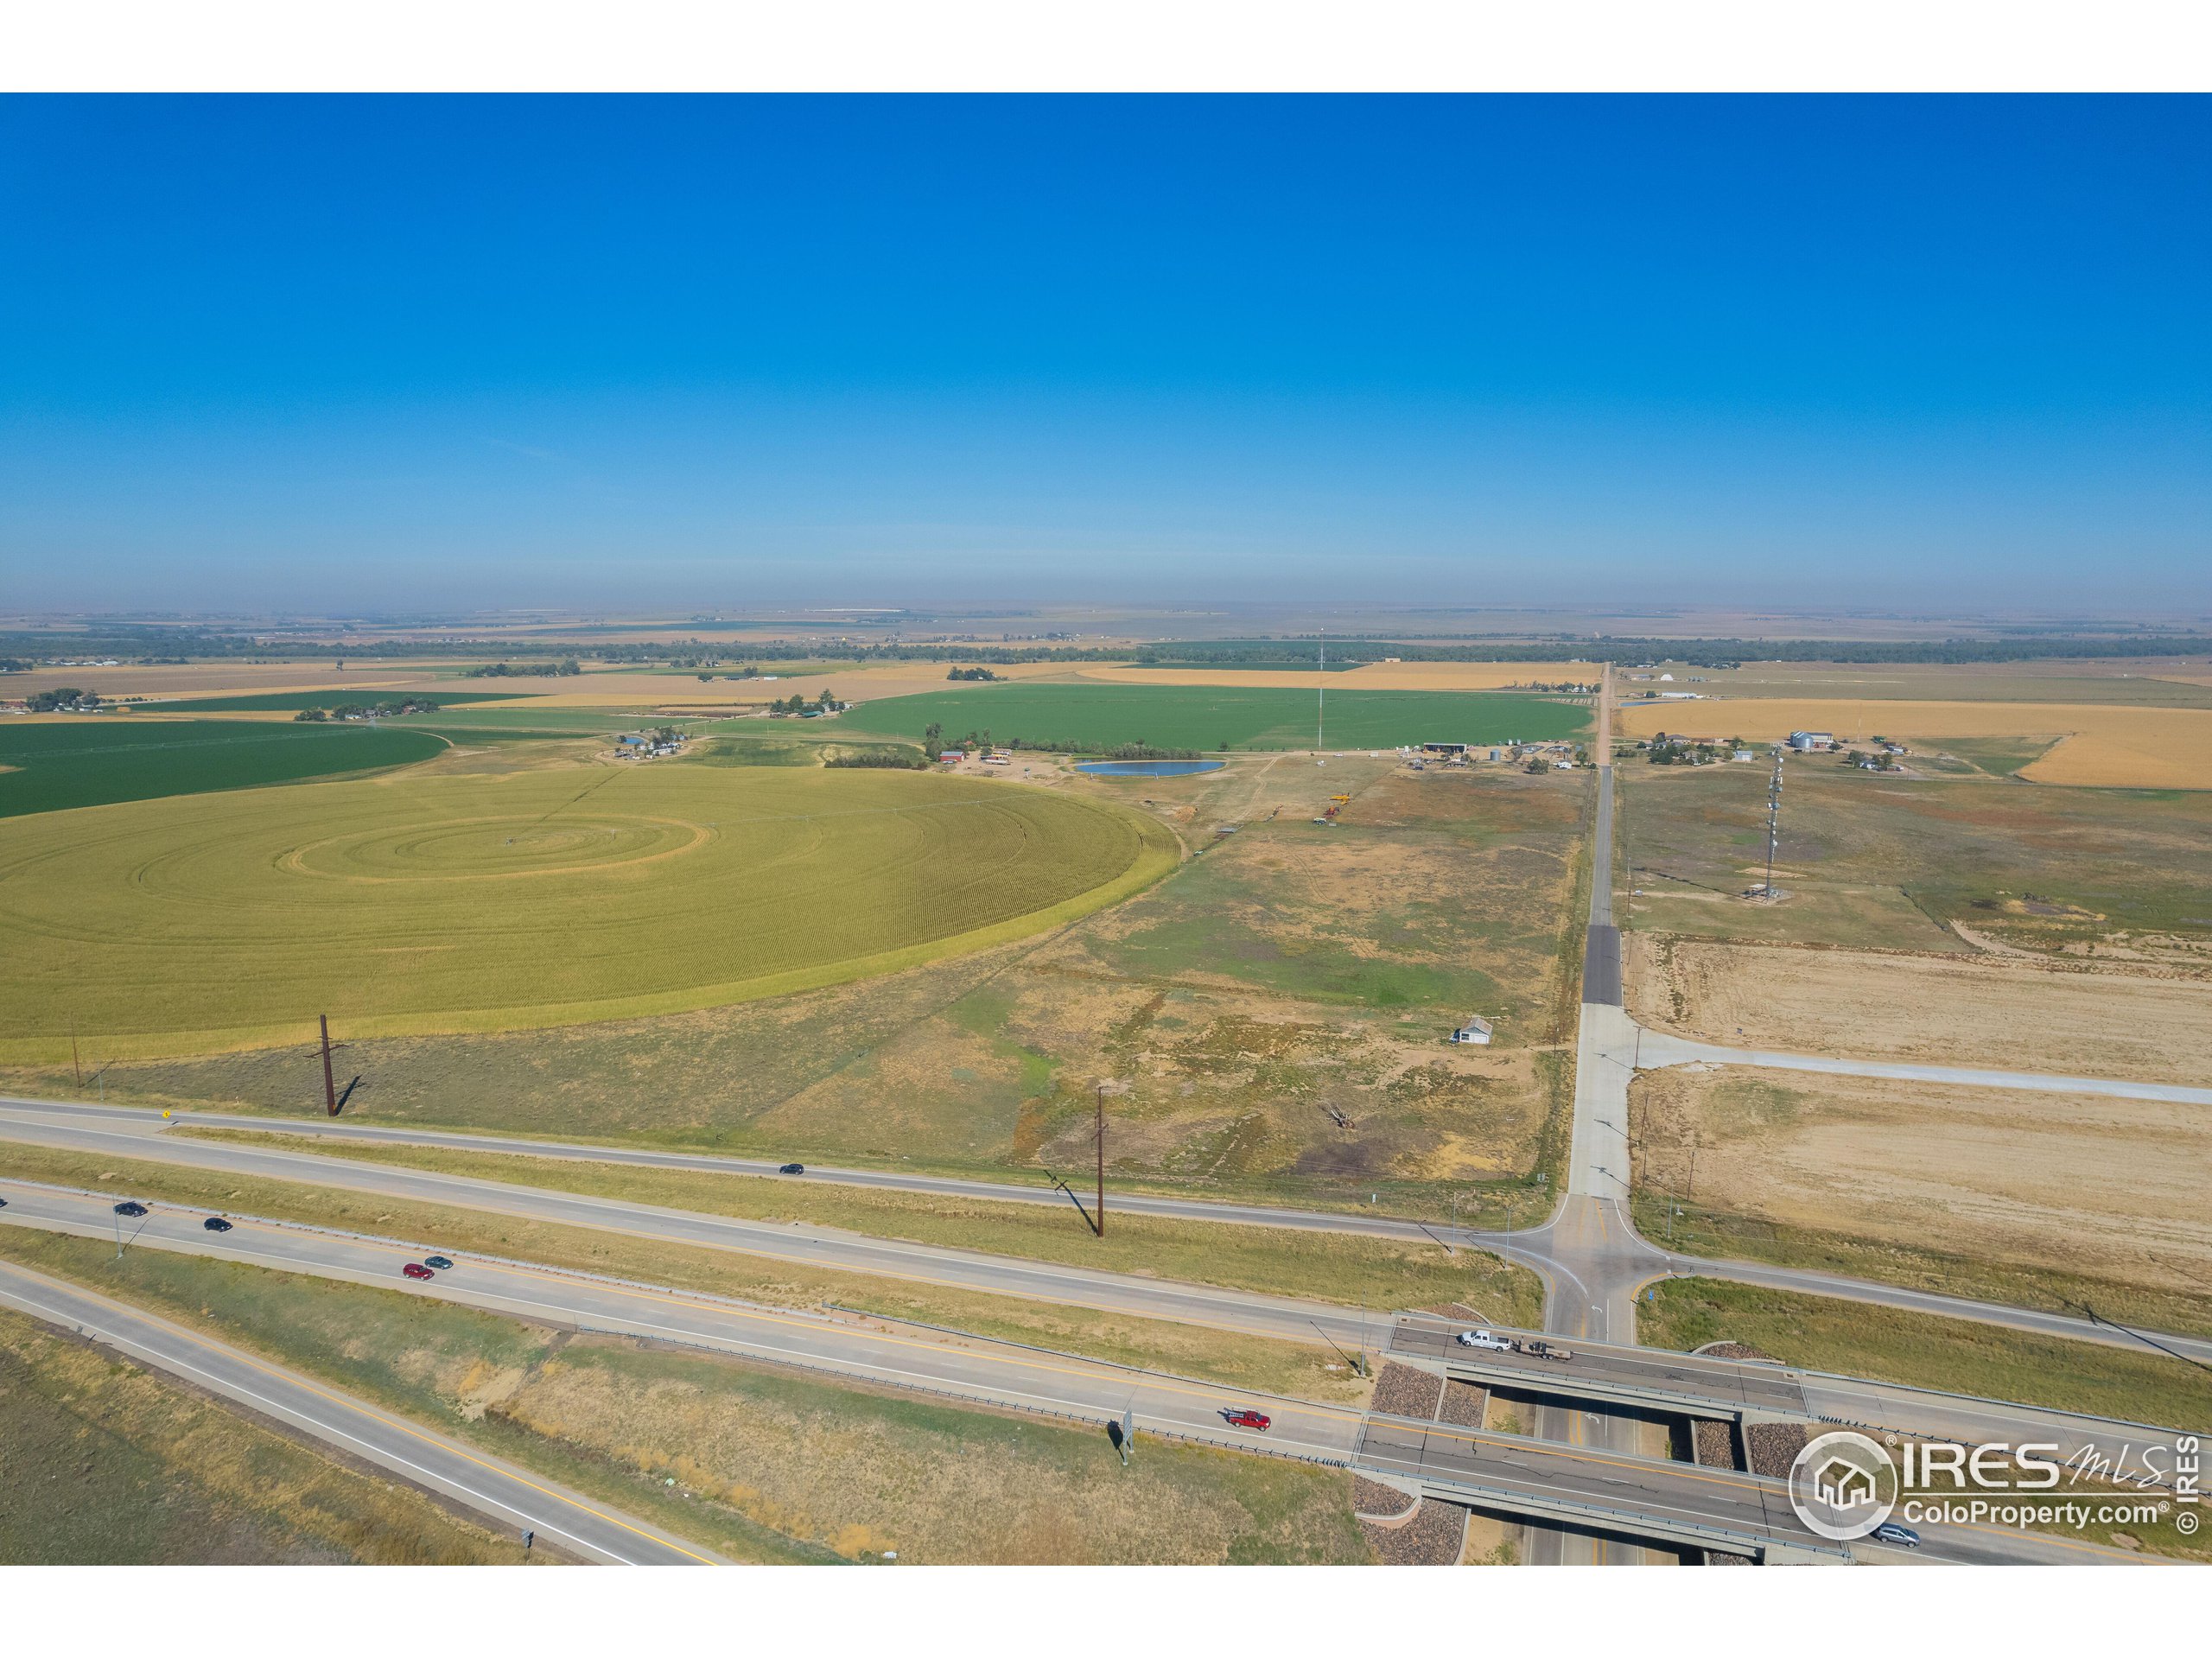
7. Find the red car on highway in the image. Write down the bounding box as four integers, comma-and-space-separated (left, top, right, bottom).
401, 1262, 435, 1281
1222, 1408, 1272, 1432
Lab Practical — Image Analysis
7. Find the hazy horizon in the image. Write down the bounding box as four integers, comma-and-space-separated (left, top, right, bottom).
4, 95, 2208, 615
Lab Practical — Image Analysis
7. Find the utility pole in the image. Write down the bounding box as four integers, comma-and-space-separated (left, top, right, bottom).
71, 1026, 82, 1090
1686, 1132, 1699, 1200
1317, 627, 1325, 753
320, 1015, 339, 1116
1095, 1082, 1106, 1237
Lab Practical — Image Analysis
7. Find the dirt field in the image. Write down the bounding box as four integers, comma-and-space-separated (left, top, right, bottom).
1627, 936, 2212, 1082
1631, 1065, 2212, 1298
1615, 698, 2212, 790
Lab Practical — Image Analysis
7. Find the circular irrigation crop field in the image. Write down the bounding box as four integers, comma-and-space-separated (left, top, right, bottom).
0, 766, 1178, 1058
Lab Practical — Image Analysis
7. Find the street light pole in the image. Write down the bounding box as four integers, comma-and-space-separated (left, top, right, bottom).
1095, 1082, 1105, 1238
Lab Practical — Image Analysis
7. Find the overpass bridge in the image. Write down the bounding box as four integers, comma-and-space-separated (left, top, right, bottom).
1351, 1414, 1847, 1563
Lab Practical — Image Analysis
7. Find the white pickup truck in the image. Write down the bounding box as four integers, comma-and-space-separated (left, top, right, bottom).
1455, 1329, 1514, 1352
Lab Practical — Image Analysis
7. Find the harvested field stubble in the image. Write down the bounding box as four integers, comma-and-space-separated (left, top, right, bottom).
1631, 1065, 2212, 1304
1627, 936, 2212, 1082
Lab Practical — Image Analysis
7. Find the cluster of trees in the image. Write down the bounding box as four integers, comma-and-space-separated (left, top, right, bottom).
923, 721, 1200, 762
766, 690, 842, 715
24, 686, 101, 712
1643, 734, 1744, 766
825, 748, 929, 770
294, 696, 442, 722
464, 659, 581, 678
0, 658, 30, 673
945, 666, 1002, 681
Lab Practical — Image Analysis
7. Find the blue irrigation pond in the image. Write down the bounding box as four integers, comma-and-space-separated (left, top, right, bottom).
1076, 760, 1227, 778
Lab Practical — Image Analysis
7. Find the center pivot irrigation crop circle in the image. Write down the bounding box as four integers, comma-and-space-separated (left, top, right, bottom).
284, 814, 709, 880
0, 765, 1180, 1054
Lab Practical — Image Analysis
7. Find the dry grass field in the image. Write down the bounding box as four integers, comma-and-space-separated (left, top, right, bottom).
20, 757, 1589, 1212
1615, 697, 2212, 790
0, 1303, 520, 1564
1631, 1066, 2212, 1302
1626, 936, 2212, 1082
0, 1229, 1372, 1564
1614, 754, 2212, 956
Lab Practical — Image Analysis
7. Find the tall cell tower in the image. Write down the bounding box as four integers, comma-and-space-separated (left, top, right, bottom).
1760, 749, 1783, 899
1317, 627, 1325, 753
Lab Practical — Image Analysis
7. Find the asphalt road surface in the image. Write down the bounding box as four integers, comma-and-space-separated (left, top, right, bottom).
0, 1179, 1371, 1465
0, 1100, 1389, 1354
0, 1182, 2154, 1565
0, 1255, 720, 1565
5, 1094, 2194, 1362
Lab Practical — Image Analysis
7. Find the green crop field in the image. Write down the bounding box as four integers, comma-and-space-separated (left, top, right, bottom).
0, 720, 449, 819
154, 690, 530, 712
0, 763, 1178, 1058
841, 684, 1588, 752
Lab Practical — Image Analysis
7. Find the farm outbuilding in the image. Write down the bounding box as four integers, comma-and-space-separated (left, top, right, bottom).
1449, 1016, 1494, 1046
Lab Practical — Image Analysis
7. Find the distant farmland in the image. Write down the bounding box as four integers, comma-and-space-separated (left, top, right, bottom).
154, 690, 530, 712
0, 765, 1177, 1058
0, 721, 448, 818
842, 685, 1589, 752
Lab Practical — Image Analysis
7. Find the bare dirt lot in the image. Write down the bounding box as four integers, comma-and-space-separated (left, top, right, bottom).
1632, 1065, 2212, 1299
1626, 936, 2212, 1084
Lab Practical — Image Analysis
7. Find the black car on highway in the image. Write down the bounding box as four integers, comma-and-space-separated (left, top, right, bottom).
112, 1200, 149, 1217
202, 1217, 233, 1233
779, 1163, 805, 1175
424, 1255, 454, 1270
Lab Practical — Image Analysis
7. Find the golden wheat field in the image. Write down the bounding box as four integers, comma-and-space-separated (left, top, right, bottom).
0, 762, 1178, 1058
1613, 698, 2212, 789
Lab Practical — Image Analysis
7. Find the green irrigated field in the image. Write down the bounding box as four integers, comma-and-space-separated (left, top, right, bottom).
0, 719, 449, 819
0, 764, 1178, 1058
842, 684, 1588, 752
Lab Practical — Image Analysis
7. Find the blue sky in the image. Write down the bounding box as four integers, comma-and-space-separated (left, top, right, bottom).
2, 95, 2206, 616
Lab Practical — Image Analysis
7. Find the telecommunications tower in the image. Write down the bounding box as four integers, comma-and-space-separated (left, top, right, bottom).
1760, 750, 1783, 898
